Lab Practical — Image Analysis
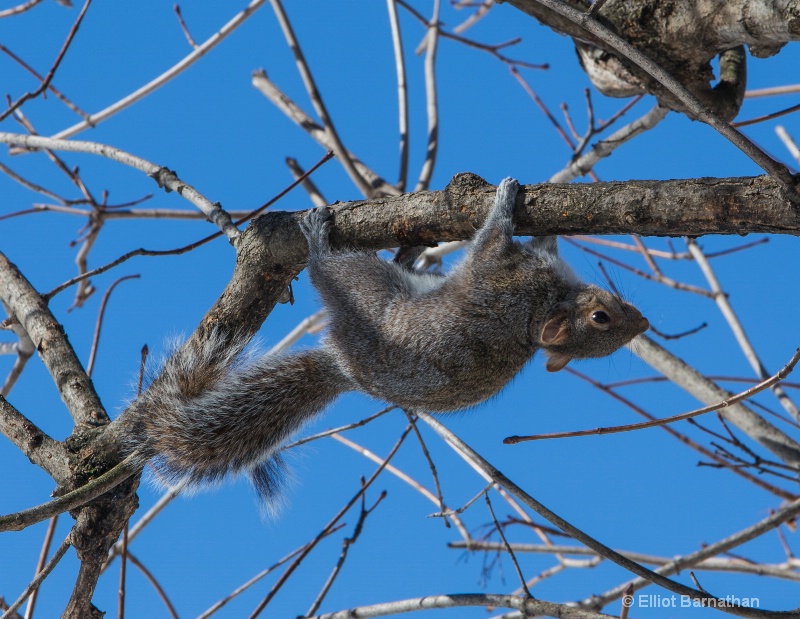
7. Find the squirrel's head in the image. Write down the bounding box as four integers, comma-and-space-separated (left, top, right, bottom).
537, 286, 649, 372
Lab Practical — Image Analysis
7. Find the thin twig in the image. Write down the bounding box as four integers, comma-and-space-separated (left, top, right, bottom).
285, 157, 329, 207
196, 525, 346, 619
451, 540, 800, 581
248, 426, 413, 618
0, 454, 137, 533
485, 492, 532, 598
504, 346, 800, 443
23, 515, 58, 619
0, 44, 90, 120
405, 411, 450, 528
330, 432, 471, 541
285, 406, 396, 450
566, 367, 797, 501
0, 0, 92, 123
1, 536, 71, 619
125, 552, 179, 619
687, 238, 800, 422
173, 4, 199, 48
733, 102, 800, 128
564, 237, 714, 297
398, 0, 545, 69
418, 411, 800, 618
387, 0, 410, 191
414, 0, 441, 192
86, 275, 140, 376
269, 0, 372, 197
511, 66, 575, 150
117, 524, 128, 619
51, 0, 268, 140
305, 488, 387, 616
549, 104, 668, 182
103, 480, 186, 572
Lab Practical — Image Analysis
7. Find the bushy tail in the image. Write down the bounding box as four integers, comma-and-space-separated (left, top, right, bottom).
122, 333, 349, 502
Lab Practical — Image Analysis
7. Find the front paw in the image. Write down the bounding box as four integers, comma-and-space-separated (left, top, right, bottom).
300, 206, 334, 250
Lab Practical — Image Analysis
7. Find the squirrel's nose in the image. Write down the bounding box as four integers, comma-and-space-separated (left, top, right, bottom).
638, 316, 650, 333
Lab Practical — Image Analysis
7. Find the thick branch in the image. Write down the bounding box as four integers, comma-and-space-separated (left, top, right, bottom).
0, 252, 106, 427
183, 173, 800, 337
506, 0, 800, 108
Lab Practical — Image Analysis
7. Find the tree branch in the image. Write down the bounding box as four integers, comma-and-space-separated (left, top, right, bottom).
309, 593, 617, 619
0, 251, 106, 427
0, 132, 240, 243
0, 397, 70, 483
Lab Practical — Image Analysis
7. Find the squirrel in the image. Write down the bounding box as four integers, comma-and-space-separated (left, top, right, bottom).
122, 178, 649, 502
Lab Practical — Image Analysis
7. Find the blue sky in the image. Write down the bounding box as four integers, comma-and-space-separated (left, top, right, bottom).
1, 1, 799, 618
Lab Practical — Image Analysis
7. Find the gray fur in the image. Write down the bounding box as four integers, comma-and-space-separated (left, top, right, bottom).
123, 177, 648, 504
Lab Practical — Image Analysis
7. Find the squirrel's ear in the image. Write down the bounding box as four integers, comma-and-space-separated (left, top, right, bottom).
540, 309, 570, 346
545, 353, 571, 372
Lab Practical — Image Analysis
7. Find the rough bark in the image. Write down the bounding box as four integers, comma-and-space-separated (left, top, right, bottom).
194, 172, 800, 344
0, 252, 107, 428
505, 0, 800, 118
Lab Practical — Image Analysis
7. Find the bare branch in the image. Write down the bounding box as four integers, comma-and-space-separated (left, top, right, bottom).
308, 593, 619, 619
634, 335, 800, 467
506, 0, 797, 191
0, 455, 136, 533
414, 0, 441, 192
776, 126, 800, 164
504, 345, 800, 443
1, 536, 71, 619
0, 0, 45, 19
24, 515, 59, 619
0, 251, 106, 426
269, 0, 373, 197
0, 0, 91, 123
687, 239, 800, 421
387, 0, 410, 191
50, 0, 268, 141
418, 411, 800, 619
251, 72, 400, 197
0, 132, 240, 243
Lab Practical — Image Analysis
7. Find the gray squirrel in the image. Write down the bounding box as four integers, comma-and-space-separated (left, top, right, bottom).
123, 178, 649, 501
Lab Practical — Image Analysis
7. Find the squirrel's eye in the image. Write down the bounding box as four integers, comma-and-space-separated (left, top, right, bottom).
591, 310, 610, 324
